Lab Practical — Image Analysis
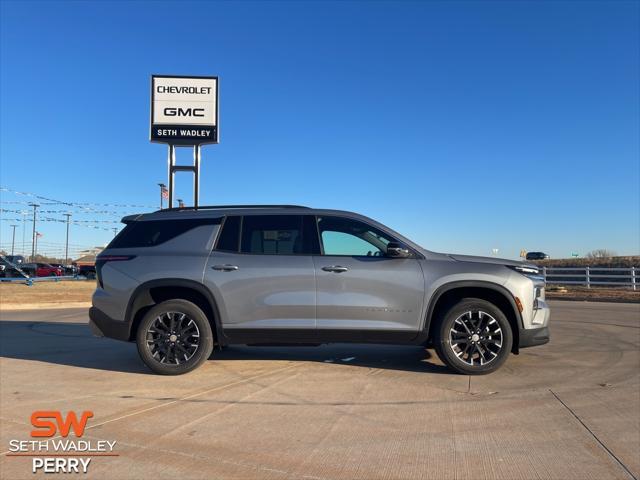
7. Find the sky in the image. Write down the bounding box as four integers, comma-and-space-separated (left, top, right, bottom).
1, 0, 638, 260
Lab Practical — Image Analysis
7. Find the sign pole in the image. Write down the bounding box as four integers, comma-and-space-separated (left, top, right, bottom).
193, 145, 201, 208
168, 144, 176, 208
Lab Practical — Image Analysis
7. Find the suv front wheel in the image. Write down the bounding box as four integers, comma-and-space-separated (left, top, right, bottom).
136, 299, 214, 375
434, 298, 513, 375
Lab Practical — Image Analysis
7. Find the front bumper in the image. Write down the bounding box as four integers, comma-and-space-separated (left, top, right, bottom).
519, 326, 550, 348
517, 295, 550, 348
89, 306, 131, 341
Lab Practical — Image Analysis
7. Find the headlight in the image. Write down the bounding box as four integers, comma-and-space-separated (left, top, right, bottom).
512, 265, 539, 275
507, 264, 544, 280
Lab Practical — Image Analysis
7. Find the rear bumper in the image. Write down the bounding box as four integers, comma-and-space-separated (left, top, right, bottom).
89, 306, 131, 341
519, 326, 550, 348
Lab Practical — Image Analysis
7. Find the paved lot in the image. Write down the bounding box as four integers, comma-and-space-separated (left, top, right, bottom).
0, 301, 638, 480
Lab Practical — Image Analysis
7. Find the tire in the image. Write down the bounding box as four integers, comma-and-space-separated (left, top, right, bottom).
433, 298, 513, 375
136, 299, 214, 375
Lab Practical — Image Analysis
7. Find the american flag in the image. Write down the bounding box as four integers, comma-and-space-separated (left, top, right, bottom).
161, 185, 169, 199
36, 232, 43, 238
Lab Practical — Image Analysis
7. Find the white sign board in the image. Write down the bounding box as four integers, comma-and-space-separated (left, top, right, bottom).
151, 75, 218, 145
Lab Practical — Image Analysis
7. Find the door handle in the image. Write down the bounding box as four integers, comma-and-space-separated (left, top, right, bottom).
322, 265, 349, 273
212, 264, 239, 272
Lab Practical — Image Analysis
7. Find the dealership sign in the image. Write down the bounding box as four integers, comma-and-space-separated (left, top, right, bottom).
150, 75, 218, 145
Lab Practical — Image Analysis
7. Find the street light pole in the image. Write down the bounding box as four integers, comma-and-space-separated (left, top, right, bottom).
10, 225, 18, 255
63, 213, 72, 265
28, 203, 39, 261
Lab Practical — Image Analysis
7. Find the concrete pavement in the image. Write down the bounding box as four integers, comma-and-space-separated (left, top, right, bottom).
0, 301, 638, 479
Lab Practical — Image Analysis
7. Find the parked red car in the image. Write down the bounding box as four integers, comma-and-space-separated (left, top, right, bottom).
23, 263, 63, 277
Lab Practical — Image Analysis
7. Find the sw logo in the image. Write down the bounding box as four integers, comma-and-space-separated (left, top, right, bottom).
30, 410, 94, 438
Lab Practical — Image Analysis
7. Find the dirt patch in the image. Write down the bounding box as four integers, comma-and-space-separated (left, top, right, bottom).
546, 286, 639, 303
0, 280, 95, 310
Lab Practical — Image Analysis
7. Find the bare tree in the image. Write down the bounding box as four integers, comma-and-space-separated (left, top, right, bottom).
586, 249, 616, 259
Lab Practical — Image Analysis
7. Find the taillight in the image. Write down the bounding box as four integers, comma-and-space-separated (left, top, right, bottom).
95, 255, 136, 287
97, 256, 136, 262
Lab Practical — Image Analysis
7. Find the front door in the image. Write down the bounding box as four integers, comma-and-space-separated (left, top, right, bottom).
313, 215, 425, 339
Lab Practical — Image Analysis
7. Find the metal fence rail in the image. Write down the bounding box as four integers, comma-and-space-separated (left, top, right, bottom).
543, 266, 637, 290
0, 275, 83, 286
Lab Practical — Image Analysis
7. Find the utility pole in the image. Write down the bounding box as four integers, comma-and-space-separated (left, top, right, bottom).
63, 213, 72, 265
22, 212, 27, 256
10, 225, 18, 255
112, 227, 118, 238
158, 183, 166, 210
28, 203, 39, 261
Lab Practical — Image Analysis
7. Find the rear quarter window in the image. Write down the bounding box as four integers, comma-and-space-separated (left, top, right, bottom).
215, 216, 241, 252
109, 218, 221, 248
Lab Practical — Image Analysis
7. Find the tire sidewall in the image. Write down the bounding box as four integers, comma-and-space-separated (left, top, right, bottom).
435, 298, 513, 375
136, 299, 214, 375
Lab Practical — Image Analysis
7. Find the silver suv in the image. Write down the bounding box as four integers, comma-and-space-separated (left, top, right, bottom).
90, 205, 550, 375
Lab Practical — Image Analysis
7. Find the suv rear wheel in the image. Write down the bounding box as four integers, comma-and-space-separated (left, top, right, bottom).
433, 298, 513, 375
136, 299, 214, 375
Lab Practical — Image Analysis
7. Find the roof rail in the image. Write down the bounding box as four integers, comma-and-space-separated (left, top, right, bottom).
157, 204, 310, 213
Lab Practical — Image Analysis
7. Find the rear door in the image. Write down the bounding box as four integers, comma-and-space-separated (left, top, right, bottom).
204, 214, 320, 342
313, 215, 425, 338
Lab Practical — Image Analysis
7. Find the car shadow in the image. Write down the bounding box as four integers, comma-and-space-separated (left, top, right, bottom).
0, 320, 148, 374
214, 344, 452, 375
0, 320, 451, 375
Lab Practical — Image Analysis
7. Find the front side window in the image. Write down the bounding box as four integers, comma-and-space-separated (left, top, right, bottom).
240, 215, 319, 255
317, 216, 395, 256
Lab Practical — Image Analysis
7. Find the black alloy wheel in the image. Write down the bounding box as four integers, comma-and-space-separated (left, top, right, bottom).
136, 299, 214, 375
434, 298, 513, 375
145, 311, 201, 365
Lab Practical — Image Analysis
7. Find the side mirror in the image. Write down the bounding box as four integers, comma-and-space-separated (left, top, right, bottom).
386, 242, 411, 258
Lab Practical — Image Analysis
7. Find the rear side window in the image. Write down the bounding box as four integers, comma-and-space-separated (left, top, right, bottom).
239, 215, 319, 255
109, 218, 221, 248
